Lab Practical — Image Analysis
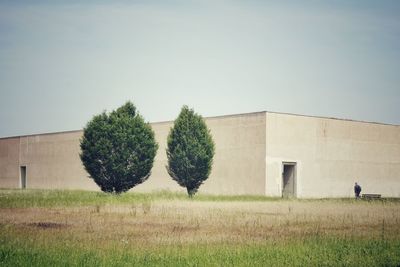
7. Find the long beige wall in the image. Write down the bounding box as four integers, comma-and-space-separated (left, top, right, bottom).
0, 113, 267, 195
2, 111, 399, 198
266, 112, 400, 198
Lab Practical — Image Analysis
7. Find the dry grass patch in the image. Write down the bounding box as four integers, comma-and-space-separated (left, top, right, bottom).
1, 199, 399, 249
1, 190, 400, 266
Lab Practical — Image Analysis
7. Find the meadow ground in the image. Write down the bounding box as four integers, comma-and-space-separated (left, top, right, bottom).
0, 189, 400, 266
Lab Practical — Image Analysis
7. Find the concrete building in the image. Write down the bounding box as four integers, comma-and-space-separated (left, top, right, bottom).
0, 111, 399, 198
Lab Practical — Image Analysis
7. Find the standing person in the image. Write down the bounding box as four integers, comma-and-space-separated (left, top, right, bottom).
354, 182, 362, 199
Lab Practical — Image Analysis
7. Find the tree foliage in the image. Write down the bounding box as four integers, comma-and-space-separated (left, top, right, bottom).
166, 106, 215, 197
80, 102, 158, 194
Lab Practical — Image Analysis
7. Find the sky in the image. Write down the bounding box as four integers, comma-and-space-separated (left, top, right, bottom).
0, 1, 399, 137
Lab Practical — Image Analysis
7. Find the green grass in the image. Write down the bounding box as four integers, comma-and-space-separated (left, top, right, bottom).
1, 189, 398, 208
0, 189, 282, 208
1, 234, 399, 267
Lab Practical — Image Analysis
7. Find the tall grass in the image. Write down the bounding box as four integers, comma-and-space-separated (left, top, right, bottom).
1, 189, 400, 266
0, 189, 282, 208
1, 189, 398, 208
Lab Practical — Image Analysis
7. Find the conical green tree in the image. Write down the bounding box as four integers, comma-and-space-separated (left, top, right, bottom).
166, 106, 215, 197
80, 101, 158, 194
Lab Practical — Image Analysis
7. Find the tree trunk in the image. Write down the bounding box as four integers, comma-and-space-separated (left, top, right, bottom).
187, 187, 196, 198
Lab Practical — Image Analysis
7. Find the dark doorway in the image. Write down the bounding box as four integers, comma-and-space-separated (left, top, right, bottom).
20, 166, 26, 189
282, 162, 296, 198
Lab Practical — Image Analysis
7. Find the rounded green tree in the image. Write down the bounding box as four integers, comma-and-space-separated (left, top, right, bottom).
80, 102, 158, 194
166, 106, 215, 197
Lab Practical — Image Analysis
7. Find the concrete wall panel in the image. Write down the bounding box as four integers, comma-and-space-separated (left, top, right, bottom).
18, 131, 97, 190
0, 137, 20, 188
266, 113, 400, 198
136, 113, 267, 195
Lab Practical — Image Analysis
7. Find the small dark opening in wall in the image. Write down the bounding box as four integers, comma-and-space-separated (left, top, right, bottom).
20, 166, 26, 189
282, 162, 296, 198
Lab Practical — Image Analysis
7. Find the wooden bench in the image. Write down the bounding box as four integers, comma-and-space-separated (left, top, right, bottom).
362, 194, 381, 199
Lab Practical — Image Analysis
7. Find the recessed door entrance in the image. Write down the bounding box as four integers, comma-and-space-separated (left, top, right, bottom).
282, 162, 296, 198
20, 166, 26, 189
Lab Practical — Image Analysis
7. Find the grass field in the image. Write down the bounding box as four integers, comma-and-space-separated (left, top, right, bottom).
1, 189, 400, 266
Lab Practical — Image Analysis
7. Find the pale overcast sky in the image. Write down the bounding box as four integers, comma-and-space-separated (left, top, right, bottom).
0, 1, 399, 137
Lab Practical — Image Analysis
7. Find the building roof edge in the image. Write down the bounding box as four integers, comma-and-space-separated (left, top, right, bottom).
0, 110, 398, 139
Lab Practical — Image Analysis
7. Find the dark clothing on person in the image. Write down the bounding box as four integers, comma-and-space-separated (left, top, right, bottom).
354, 184, 361, 198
